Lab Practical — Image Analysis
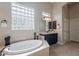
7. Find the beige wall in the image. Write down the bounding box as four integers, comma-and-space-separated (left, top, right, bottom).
0, 2, 72, 45
52, 2, 68, 44
0, 3, 11, 45
0, 2, 52, 45
52, 2, 79, 44
69, 4, 79, 42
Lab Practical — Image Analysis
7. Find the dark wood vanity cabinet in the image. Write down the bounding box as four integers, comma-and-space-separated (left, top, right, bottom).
40, 33, 58, 45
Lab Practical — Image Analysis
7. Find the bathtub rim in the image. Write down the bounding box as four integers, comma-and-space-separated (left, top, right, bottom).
3, 40, 43, 55
4, 40, 49, 56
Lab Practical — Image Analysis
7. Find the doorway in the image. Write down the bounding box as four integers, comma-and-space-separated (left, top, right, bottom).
62, 2, 79, 43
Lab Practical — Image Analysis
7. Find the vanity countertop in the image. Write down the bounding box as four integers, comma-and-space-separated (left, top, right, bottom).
39, 31, 57, 35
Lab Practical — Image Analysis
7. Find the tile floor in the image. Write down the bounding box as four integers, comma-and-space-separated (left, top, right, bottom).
49, 41, 79, 56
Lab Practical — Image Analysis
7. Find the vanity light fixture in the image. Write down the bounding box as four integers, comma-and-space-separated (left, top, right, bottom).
43, 16, 51, 21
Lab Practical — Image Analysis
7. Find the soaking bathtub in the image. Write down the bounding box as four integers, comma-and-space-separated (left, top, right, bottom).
3, 40, 49, 56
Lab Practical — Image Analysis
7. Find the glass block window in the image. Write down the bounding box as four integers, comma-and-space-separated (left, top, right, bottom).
11, 3, 34, 30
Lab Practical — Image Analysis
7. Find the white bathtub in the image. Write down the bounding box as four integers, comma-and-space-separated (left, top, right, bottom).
3, 40, 43, 55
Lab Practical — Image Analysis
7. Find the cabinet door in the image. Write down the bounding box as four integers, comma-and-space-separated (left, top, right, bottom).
45, 34, 57, 45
